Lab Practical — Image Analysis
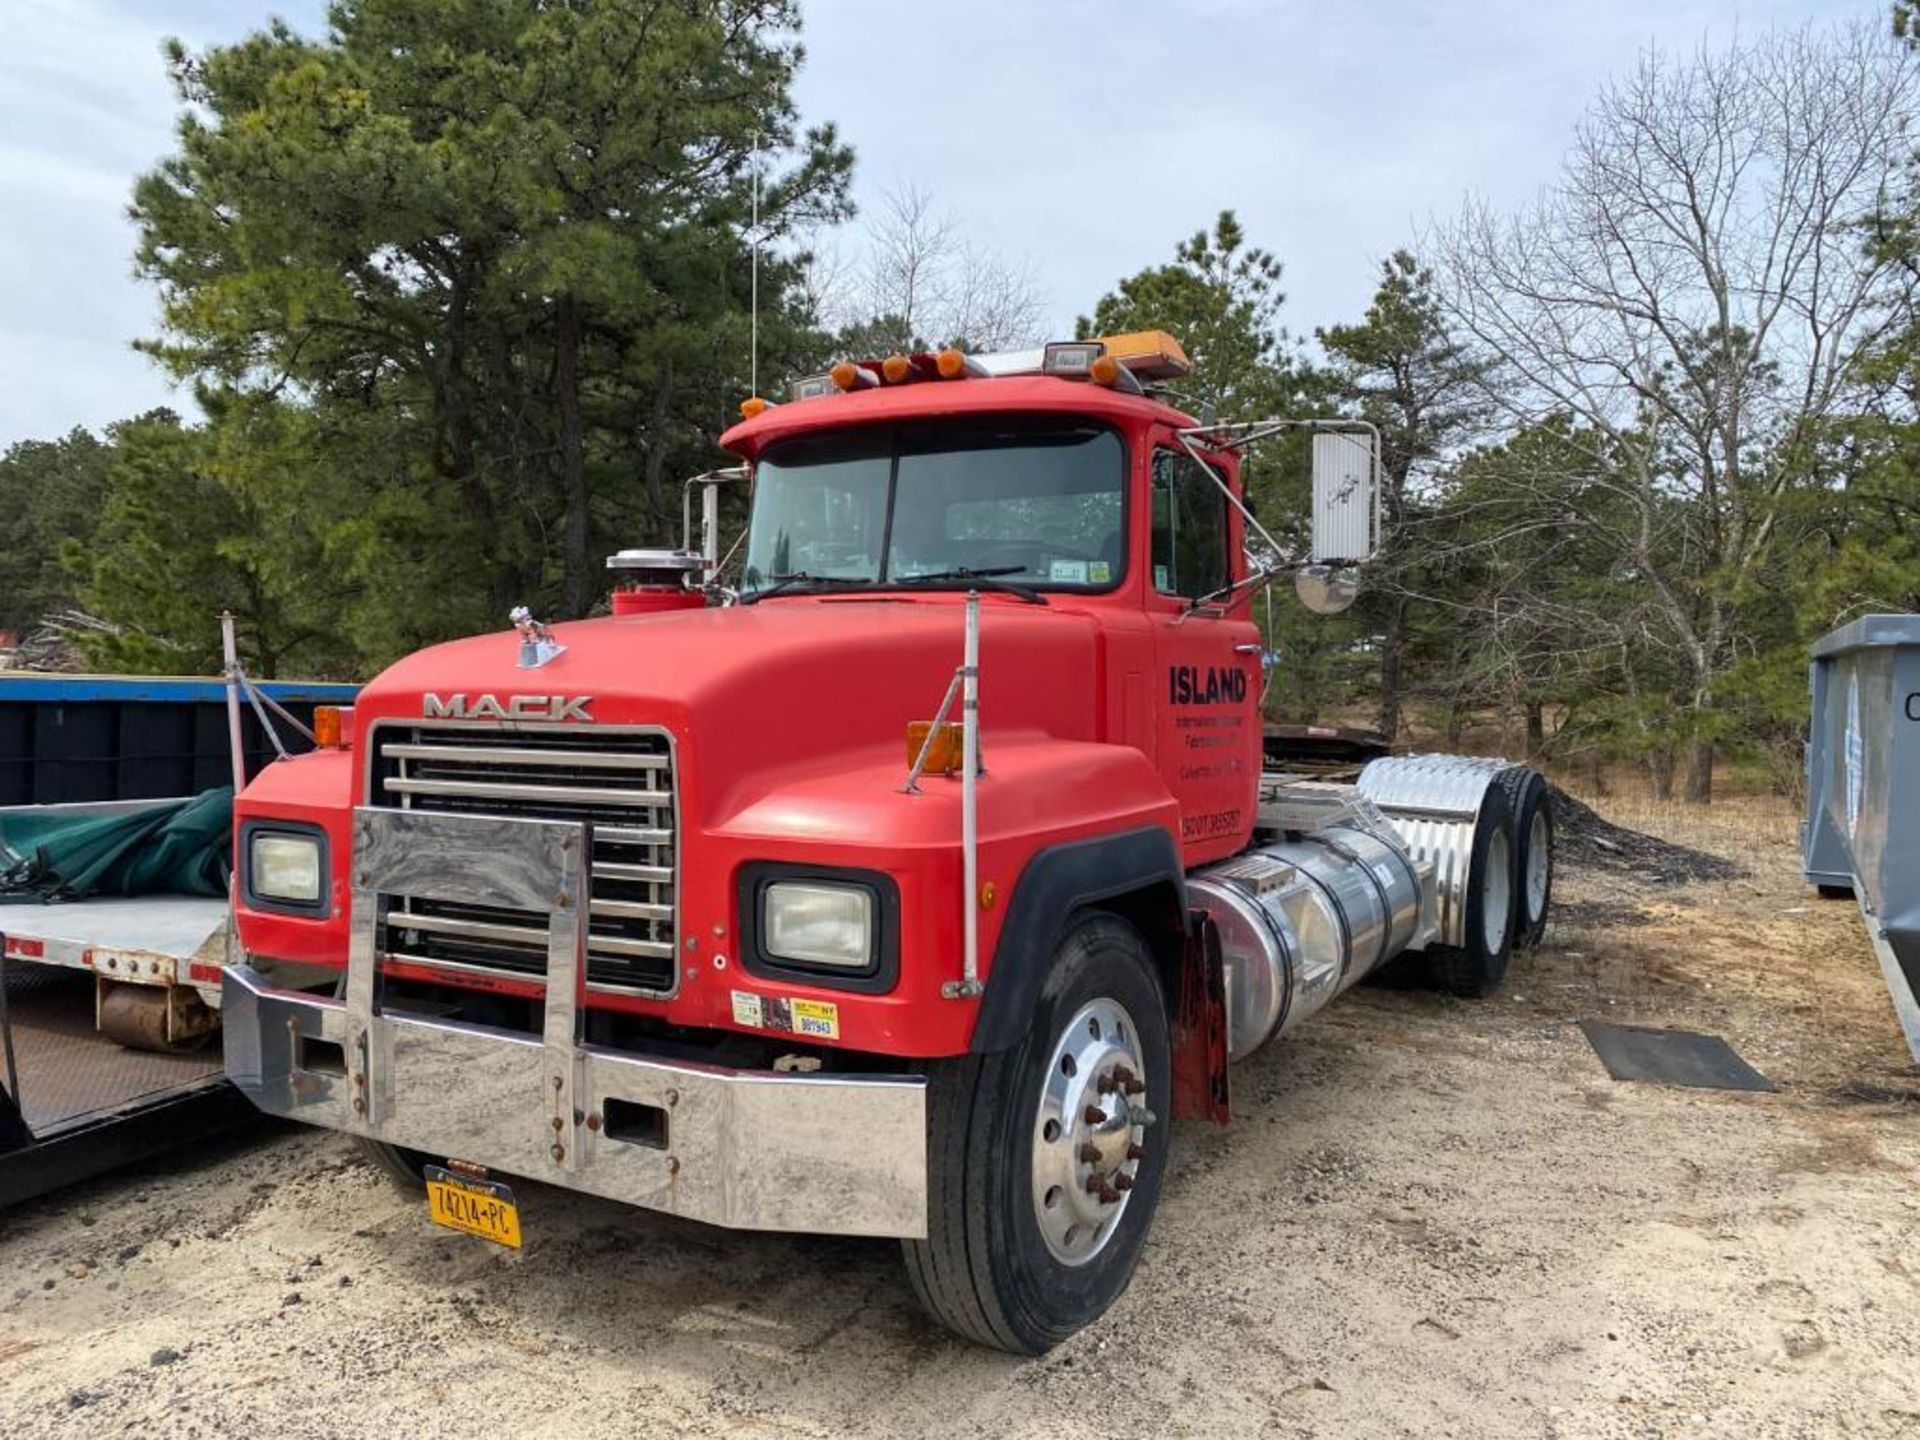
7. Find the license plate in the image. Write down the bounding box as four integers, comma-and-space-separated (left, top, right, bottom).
424, 1165, 522, 1249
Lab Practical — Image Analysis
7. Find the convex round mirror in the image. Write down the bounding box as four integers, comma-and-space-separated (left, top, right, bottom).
1294, 563, 1361, 615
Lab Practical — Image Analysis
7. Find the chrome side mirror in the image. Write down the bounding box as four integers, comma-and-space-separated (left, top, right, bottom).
1309, 430, 1379, 563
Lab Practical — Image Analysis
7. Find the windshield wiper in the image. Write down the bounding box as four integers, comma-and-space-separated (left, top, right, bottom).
740, 571, 878, 603
887, 566, 1047, 605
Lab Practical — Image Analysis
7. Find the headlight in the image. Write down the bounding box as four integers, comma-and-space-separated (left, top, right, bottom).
250, 831, 323, 905
762, 882, 873, 970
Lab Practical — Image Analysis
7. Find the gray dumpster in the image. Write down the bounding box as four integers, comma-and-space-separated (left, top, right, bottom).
1803, 614, 1920, 1062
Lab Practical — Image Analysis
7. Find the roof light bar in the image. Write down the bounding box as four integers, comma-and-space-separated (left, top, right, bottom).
831, 362, 880, 392
1041, 341, 1104, 378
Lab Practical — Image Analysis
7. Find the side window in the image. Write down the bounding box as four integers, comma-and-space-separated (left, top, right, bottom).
1150, 449, 1230, 599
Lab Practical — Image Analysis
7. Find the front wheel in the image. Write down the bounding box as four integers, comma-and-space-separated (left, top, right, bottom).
355, 1137, 435, 1192
902, 912, 1171, 1353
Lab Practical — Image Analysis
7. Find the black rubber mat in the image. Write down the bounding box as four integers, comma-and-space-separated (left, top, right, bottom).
1578, 1021, 1775, 1092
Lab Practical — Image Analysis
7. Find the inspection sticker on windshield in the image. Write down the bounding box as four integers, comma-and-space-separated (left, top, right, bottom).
1049, 559, 1089, 584
731, 990, 839, 1040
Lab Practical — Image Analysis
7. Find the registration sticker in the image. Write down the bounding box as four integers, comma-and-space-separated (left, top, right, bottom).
1049, 558, 1089, 584
791, 999, 840, 1039
730, 990, 840, 1040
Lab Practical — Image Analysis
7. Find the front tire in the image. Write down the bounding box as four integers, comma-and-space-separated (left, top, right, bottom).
356, 1137, 434, 1192
902, 912, 1171, 1353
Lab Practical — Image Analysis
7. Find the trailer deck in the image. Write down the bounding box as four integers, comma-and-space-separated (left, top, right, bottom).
1, 898, 251, 1208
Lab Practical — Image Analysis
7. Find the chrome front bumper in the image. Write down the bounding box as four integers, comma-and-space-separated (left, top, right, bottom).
222, 807, 928, 1239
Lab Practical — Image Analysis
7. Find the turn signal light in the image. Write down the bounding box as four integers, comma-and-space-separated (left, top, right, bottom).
313, 705, 353, 749
907, 720, 964, 776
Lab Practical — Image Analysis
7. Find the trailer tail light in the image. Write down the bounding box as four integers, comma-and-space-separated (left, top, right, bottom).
312, 705, 353, 749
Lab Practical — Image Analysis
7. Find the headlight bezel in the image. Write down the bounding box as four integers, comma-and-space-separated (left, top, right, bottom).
241, 821, 330, 916
738, 862, 900, 994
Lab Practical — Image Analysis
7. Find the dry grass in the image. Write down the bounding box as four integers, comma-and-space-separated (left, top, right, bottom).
1513, 776, 1916, 1097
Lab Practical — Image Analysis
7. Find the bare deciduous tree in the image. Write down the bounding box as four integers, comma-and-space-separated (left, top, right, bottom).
818, 182, 1049, 353
1434, 22, 1918, 800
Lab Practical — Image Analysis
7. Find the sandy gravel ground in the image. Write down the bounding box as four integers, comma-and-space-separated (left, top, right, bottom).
1, 792, 1917, 1438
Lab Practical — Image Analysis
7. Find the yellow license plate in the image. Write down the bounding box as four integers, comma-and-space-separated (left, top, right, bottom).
424, 1165, 522, 1249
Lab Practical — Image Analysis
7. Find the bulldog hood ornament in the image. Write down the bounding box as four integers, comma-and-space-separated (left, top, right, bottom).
509, 605, 566, 669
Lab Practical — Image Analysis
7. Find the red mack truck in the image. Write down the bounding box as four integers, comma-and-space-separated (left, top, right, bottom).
222, 330, 1553, 1353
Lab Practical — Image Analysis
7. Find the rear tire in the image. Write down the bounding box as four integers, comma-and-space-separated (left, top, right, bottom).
902, 912, 1171, 1354
1423, 781, 1517, 997
1499, 769, 1553, 949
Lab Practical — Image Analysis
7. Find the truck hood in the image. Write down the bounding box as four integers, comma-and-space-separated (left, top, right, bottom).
349, 597, 1104, 822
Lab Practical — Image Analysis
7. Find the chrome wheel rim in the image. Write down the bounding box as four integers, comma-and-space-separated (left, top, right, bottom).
1482, 829, 1512, 955
1525, 810, 1551, 923
1031, 996, 1148, 1266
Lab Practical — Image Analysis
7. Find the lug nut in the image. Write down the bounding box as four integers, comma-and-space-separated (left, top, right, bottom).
1127, 1143, 1145, 1161
1112, 1173, 1135, 1192
1124, 1079, 1146, 1096
1097, 1074, 1118, 1095
1083, 1105, 1107, 1126
1077, 1143, 1102, 1164
1085, 1174, 1105, 1193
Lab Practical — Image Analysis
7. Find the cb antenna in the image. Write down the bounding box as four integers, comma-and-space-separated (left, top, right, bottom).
749, 133, 760, 398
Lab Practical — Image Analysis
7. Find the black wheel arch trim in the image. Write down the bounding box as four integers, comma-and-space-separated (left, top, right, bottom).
969, 825, 1186, 1054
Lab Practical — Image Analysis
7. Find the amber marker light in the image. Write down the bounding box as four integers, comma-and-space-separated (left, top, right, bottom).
935, 348, 968, 379
882, 354, 912, 383
313, 705, 352, 749
1090, 354, 1121, 386
739, 395, 769, 420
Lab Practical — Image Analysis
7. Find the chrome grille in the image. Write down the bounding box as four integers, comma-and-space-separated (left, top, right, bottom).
369, 726, 678, 995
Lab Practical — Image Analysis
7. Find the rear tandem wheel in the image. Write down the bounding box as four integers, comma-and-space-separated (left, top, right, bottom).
1422, 780, 1518, 997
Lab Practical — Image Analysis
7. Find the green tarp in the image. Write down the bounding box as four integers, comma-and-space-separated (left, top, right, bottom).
0, 789, 232, 903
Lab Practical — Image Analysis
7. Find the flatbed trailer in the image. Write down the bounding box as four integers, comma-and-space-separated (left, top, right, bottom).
0, 672, 356, 1204
1, 941, 253, 1209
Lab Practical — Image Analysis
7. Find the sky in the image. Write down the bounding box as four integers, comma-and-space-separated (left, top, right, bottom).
0, 0, 1883, 446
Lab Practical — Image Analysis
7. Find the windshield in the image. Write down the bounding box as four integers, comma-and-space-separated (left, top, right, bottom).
741, 421, 1126, 596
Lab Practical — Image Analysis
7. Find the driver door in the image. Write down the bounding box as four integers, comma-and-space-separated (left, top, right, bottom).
1147, 441, 1262, 864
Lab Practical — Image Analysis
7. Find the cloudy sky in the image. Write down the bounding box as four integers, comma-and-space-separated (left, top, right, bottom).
0, 0, 1880, 445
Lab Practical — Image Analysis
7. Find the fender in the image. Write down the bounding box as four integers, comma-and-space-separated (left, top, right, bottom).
970, 825, 1185, 1053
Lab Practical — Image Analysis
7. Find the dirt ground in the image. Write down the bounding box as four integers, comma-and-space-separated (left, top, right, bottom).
1, 789, 1917, 1439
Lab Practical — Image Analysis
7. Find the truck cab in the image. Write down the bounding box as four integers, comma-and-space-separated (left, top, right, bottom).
222, 330, 1547, 1354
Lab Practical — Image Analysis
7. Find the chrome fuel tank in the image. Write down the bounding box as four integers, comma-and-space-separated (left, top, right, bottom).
1190, 826, 1421, 1062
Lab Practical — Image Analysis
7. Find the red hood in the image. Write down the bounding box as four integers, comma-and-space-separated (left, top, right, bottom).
350, 596, 1103, 824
